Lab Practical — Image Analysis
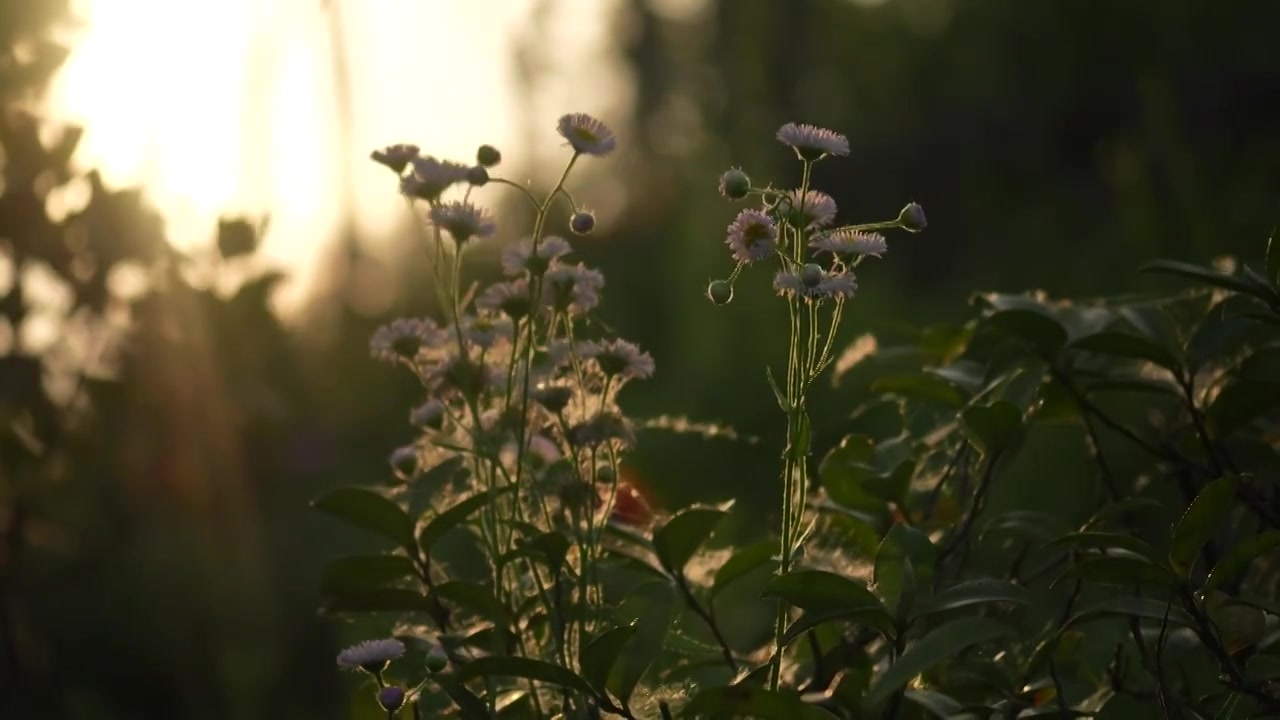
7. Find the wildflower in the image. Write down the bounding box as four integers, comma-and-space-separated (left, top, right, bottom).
532, 383, 574, 413
774, 264, 858, 301
432, 355, 499, 399
370, 318, 443, 363
502, 236, 572, 276
810, 229, 887, 258
719, 168, 751, 200
779, 189, 837, 230
410, 399, 446, 429
706, 279, 733, 306
591, 339, 655, 380
776, 122, 849, 161
337, 638, 405, 673
569, 412, 636, 450
430, 201, 496, 244
557, 113, 617, 156
466, 166, 489, 186
725, 209, 778, 263
402, 156, 470, 201
504, 434, 563, 471
462, 315, 514, 349
476, 144, 502, 167
897, 201, 927, 232
378, 687, 406, 712
544, 263, 604, 315
370, 143, 420, 174
476, 279, 533, 320
570, 210, 596, 235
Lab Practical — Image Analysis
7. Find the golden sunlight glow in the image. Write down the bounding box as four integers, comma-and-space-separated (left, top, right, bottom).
49, 0, 629, 313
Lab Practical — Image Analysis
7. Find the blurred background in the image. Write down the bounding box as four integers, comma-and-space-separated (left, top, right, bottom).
1, 0, 1278, 716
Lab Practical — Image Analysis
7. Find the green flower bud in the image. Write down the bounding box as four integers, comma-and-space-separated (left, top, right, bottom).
476, 144, 501, 167
897, 202, 927, 232
706, 280, 733, 305
718, 168, 751, 201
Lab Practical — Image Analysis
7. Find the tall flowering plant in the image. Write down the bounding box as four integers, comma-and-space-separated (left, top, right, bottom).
318, 114, 658, 718
708, 122, 926, 688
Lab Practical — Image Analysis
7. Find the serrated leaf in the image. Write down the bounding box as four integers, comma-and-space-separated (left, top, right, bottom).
960, 400, 1023, 456
1063, 596, 1193, 629
1204, 531, 1280, 593
867, 618, 1011, 706
680, 686, 837, 720
321, 554, 416, 595
322, 588, 433, 614
1170, 476, 1238, 575
419, 487, 513, 554
580, 623, 638, 693
985, 308, 1068, 358
913, 578, 1031, 620
1043, 531, 1158, 561
651, 505, 730, 575
313, 487, 415, 549
1069, 331, 1181, 373
454, 656, 596, 697
1142, 259, 1279, 305
1052, 554, 1176, 588
711, 540, 776, 600
763, 569, 880, 612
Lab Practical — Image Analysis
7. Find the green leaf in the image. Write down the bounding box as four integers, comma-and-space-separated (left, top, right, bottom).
874, 524, 937, 616
1208, 381, 1280, 437
1268, 231, 1280, 287
980, 510, 1071, 542
434, 581, 510, 628
1247, 654, 1280, 682
1082, 497, 1164, 530
609, 580, 676, 705
313, 487, 415, 550
441, 678, 489, 720
960, 400, 1024, 456
1069, 331, 1181, 373
872, 373, 966, 407
913, 579, 1031, 620
1226, 595, 1280, 618
903, 689, 964, 718
1170, 476, 1238, 575
419, 487, 513, 555
580, 623, 638, 694
986, 308, 1068, 358
321, 554, 416, 595
867, 618, 1011, 706
783, 605, 896, 645
763, 569, 880, 612
711, 540, 777, 600
1043, 531, 1158, 562
766, 365, 788, 411
1142, 259, 1279, 305
1204, 531, 1280, 593
454, 656, 597, 697
1053, 554, 1176, 588
680, 686, 837, 720
321, 588, 433, 614
651, 505, 730, 575
1064, 597, 1193, 629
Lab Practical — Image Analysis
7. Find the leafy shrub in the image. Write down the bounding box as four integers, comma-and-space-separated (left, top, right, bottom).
319, 119, 1280, 718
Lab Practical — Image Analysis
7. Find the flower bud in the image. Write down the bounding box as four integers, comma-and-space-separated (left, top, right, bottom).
896, 202, 927, 232
718, 168, 751, 200
466, 166, 489, 186
706, 280, 733, 305
425, 644, 448, 673
570, 210, 596, 235
800, 263, 825, 288
594, 464, 616, 484
378, 687, 405, 712
476, 144, 502, 167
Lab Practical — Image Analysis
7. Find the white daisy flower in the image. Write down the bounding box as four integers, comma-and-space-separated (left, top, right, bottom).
780, 189, 838, 230
556, 113, 617, 156
809, 229, 887, 258
725, 209, 778, 264
476, 279, 533, 320
544, 263, 604, 315
429, 201, 497, 243
590, 339, 655, 381
502, 236, 572, 276
370, 318, 445, 363
776, 122, 849, 161
774, 264, 858, 301
337, 638, 405, 672
402, 156, 469, 201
